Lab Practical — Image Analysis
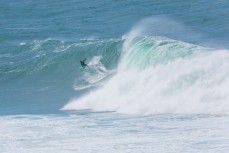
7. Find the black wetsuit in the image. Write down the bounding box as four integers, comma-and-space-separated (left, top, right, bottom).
80, 58, 88, 68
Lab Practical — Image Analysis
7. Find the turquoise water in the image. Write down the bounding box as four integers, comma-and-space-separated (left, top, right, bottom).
1, 0, 229, 152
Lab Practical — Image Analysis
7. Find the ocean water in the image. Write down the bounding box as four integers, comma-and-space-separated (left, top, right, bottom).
1, 0, 229, 152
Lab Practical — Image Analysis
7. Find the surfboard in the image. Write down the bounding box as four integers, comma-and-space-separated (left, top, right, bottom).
80, 66, 85, 70
80, 66, 88, 71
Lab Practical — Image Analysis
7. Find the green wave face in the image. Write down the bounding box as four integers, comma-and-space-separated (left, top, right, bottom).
120, 36, 211, 70
0, 36, 211, 81
0, 39, 123, 83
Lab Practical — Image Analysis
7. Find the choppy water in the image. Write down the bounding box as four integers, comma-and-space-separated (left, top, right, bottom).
2, 113, 229, 153
1, 0, 229, 152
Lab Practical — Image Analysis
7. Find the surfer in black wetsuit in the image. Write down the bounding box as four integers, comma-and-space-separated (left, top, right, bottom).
80, 58, 88, 68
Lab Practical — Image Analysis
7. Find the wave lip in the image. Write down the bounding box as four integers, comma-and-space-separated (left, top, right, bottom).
119, 36, 210, 71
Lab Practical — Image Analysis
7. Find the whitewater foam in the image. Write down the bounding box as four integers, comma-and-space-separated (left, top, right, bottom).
2, 114, 229, 153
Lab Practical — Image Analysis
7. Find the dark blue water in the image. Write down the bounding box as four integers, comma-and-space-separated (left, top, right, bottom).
2, 1, 229, 41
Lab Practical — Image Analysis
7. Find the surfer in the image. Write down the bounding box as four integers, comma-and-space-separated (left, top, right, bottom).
80, 58, 88, 68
